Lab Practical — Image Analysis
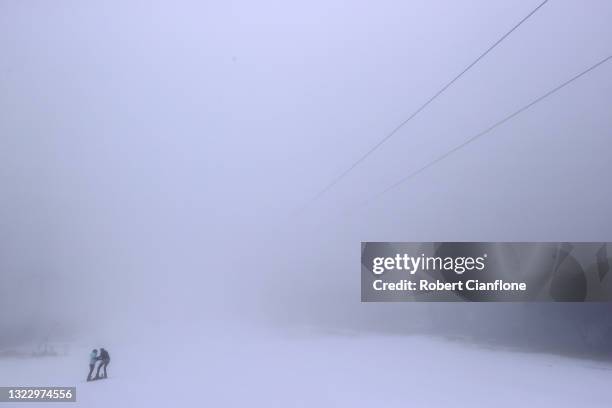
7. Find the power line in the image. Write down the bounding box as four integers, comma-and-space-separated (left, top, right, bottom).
366, 54, 612, 203
310, 0, 550, 203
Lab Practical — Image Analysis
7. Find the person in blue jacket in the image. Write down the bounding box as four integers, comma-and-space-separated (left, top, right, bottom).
87, 349, 98, 381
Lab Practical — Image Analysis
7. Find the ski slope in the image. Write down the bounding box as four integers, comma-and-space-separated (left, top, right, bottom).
3, 329, 612, 407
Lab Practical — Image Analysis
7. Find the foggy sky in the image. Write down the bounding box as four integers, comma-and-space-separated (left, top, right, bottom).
1, 0, 611, 348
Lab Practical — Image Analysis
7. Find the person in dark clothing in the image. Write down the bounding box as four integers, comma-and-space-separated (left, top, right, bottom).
87, 349, 98, 381
95, 348, 110, 379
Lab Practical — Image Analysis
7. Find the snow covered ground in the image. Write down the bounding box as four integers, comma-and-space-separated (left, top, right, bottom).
3, 327, 612, 407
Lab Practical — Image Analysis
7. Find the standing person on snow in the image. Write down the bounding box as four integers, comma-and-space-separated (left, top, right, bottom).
96, 348, 111, 379
87, 349, 98, 381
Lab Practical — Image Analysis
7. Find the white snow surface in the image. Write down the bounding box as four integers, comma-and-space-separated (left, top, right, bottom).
3, 327, 612, 407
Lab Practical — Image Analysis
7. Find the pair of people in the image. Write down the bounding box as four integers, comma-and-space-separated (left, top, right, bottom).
87, 348, 111, 381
